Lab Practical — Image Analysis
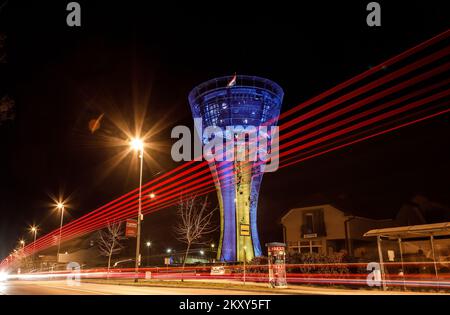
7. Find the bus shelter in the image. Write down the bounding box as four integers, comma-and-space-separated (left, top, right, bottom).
364, 222, 450, 290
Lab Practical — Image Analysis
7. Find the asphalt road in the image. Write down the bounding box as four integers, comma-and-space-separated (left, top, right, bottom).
0, 280, 272, 295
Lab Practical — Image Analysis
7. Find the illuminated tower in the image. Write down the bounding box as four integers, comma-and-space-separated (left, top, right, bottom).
188, 75, 283, 262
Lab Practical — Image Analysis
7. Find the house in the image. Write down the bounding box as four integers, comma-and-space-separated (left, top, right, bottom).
281, 204, 393, 258
396, 195, 450, 226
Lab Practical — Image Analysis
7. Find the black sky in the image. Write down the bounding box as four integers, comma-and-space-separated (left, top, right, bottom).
0, 1, 449, 259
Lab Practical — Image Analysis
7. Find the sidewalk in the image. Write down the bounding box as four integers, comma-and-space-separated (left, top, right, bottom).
83, 278, 448, 295
186, 278, 445, 295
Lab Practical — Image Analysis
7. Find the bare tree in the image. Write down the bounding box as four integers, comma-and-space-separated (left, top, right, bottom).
97, 222, 125, 272
174, 195, 217, 280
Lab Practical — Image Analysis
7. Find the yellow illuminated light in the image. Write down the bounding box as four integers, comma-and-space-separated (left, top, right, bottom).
130, 138, 144, 152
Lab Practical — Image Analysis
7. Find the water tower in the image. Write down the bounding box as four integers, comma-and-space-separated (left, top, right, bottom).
188, 75, 283, 262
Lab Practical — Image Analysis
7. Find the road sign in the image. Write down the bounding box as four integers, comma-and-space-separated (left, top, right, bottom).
210, 266, 226, 275
164, 257, 171, 265
240, 224, 250, 236
125, 219, 137, 237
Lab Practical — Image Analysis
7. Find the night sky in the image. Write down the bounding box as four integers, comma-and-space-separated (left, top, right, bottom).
0, 1, 449, 259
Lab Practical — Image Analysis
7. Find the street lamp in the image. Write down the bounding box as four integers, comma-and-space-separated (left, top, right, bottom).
30, 226, 38, 262
55, 202, 65, 261
200, 250, 204, 256
166, 248, 172, 254
210, 243, 215, 263
19, 239, 25, 249
130, 137, 144, 282
130, 137, 144, 152
146, 241, 152, 266
149, 192, 156, 199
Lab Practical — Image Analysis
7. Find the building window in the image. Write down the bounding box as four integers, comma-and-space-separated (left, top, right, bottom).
301, 209, 326, 237
305, 213, 314, 234
288, 240, 323, 254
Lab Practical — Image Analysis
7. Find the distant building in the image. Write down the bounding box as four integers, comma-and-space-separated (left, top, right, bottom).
396, 195, 450, 226
281, 204, 393, 258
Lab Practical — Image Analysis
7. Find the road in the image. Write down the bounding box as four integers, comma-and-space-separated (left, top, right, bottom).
0, 280, 272, 295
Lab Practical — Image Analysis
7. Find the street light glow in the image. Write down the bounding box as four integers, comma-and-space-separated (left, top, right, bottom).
200, 250, 204, 255
146, 241, 151, 247
130, 137, 144, 152
0, 271, 8, 282
149, 192, 156, 199
166, 248, 172, 253
53, 198, 67, 260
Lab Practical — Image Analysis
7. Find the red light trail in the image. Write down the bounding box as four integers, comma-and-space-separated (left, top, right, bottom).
2, 30, 449, 268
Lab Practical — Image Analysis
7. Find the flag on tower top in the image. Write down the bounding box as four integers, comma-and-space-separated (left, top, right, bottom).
227, 73, 237, 87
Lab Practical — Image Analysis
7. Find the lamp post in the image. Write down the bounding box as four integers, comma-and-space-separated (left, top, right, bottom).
56, 202, 65, 262
31, 227, 37, 244
165, 248, 172, 272
30, 226, 38, 265
146, 241, 152, 266
130, 137, 144, 282
210, 243, 215, 263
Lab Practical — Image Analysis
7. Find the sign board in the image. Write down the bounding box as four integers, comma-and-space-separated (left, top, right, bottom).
164, 257, 171, 265
210, 266, 226, 275
303, 233, 317, 239
145, 271, 152, 279
266, 242, 288, 289
125, 219, 137, 237
240, 224, 250, 236
387, 250, 395, 262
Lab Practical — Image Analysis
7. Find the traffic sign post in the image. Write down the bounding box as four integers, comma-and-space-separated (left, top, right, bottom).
240, 224, 250, 236
125, 219, 137, 238
266, 242, 288, 288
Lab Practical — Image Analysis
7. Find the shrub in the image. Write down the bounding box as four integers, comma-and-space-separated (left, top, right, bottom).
287, 252, 350, 275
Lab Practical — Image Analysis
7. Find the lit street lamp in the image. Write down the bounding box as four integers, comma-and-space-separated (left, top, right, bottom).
210, 243, 215, 263
30, 226, 38, 261
130, 137, 144, 282
146, 241, 152, 266
56, 202, 65, 261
